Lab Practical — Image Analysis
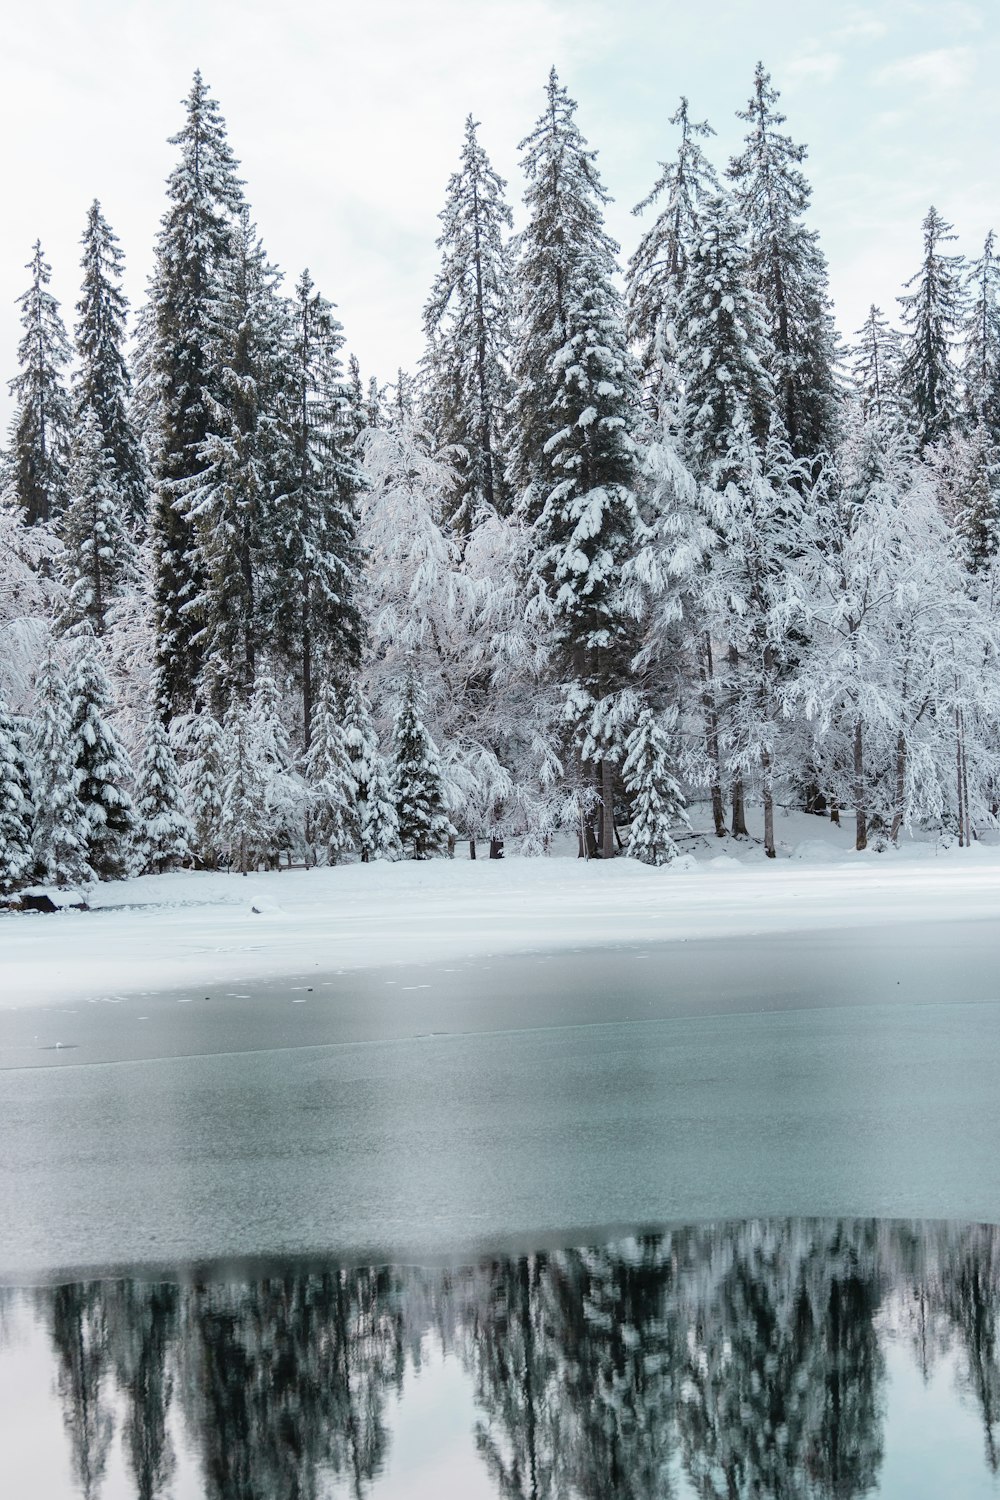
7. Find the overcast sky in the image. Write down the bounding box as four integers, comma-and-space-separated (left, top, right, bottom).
1, 0, 997, 425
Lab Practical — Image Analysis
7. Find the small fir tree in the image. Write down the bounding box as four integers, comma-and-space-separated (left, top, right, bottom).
178, 711, 225, 867
342, 679, 399, 861
302, 682, 355, 865
250, 673, 303, 865
33, 650, 92, 886
622, 709, 685, 866
0, 695, 35, 893
851, 306, 904, 425
962, 231, 1000, 444
70, 645, 135, 880
7, 242, 73, 526
135, 691, 192, 874
391, 675, 453, 859
219, 699, 268, 874
898, 206, 965, 452
59, 411, 137, 637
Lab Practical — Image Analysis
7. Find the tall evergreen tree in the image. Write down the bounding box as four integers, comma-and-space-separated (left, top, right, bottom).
70, 645, 135, 880
271, 269, 363, 743
219, 698, 268, 874
422, 115, 515, 532
74, 201, 147, 531
727, 63, 839, 459
510, 69, 642, 856
898, 206, 965, 453
143, 71, 245, 714
6, 241, 73, 526
962, 231, 1000, 444
627, 97, 718, 395
59, 411, 137, 637
0, 694, 34, 893
302, 681, 355, 865
33, 649, 91, 886
187, 211, 289, 708
391, 675, 452, 859
135, 686, 192, 874
178, 710, 225, 867
851, 305, 904, 424
342, 678, 399, 861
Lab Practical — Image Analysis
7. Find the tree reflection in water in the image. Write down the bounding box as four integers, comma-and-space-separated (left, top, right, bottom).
19, 1220, 1000, 1498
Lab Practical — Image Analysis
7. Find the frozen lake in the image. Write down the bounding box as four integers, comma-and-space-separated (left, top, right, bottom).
2, 924, 1000, 1279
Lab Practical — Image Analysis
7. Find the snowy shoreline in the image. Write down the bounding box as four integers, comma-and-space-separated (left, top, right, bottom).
4, 810, 1000, 1009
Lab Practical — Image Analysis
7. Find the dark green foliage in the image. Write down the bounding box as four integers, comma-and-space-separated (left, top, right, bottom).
7, 242, 73, 526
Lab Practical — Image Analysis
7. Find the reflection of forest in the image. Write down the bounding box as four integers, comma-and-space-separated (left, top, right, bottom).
24, 1220, 1000, 1499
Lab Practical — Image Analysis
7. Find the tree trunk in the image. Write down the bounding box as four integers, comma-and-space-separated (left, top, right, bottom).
956, 707, 966, 848
489, 837, 504, 860
600, 758, 616, 859
762, 749, 775, 858
830, 795, 840, 827
469, 838, 476, 860
890, 731, 906, 844
960, 710, 973, 845
701, 634, 726, 837
853, 720, 867, 851
731, 779, 749, 838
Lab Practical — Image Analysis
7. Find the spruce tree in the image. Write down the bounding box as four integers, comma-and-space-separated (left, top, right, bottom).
74, 201, 147, 532
179, 710, 225, 868
342, 678, 399, 861
219, 699, 267, 874
144, 71, 245, 714
510, 69, 642, 856
250, 672, 302, 865
622, 707, 685, 865
391, 675, 452, 859
962, 231, 1000, 444
187, 211, 289, 708
7, 242, 73, 526
0, 695, 34, 893
271, 269, 363, 743
59, 411, 137, 637
898, 206, 965, 452
135, 690, 192, 874
627, 97, 718, 397
727, 63, 839, 459
70, 645, 135, 880
851, 306, 904, 425
33, 650, 91, 886
302, 681, 355, 866
422, 115, 515, 532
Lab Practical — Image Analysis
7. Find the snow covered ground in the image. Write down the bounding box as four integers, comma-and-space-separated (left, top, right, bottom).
3, 806, 1000, 1008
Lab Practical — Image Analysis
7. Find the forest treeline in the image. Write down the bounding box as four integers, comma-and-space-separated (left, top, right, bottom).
18, 1219, 1000, 1500
2, 63, 999, 891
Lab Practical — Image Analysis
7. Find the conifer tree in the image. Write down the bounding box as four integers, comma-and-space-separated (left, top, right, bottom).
391, 675, 452, 859
179, 710, 225, 867
74, 201, 147, 531
7, 242, 73, 526
727, 63, 839, 459
271, 269, 363, 743
135, 688, 192, 874
851, 306, 904, 424
59, 411, 137, 637
219, 698, 268, 874
342, 679, 399, 861
187, 211, 289, 707
302, 681, 354, 865
250, 672, 303, 865
422, 115, 515, 532
622, 708, 685, 865
33, 649, 91, 886
143, 71, 245, 714
898, 206, 965, 452
962, 231, 1000, 444
70, 645, 135, 880
0, 695, 34, 893
628, 97, 718, 396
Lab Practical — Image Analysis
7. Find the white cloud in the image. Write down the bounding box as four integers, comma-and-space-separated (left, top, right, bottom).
874, 46, 975, 94
786, 51, 843, 85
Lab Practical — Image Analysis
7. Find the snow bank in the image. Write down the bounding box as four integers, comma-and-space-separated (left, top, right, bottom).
2, 808, 999, 1007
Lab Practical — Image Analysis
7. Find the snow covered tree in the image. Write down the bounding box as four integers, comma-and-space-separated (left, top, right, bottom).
142, 70, 245, 714
302, 680, 354, 865
422, 115, 515, 532
962, 231, 1000, 445
219, 699, 268, 874
6, 241, 73, 526
0, 694, 34, 893
621, 707, 685, 865
135, 687, 192, 874
510, 69, 643, 855
627, 96, 718, 398
59, 411, 137, 638
851, 305, 904, 425
186, 211, 290, 708
33, 649, 91, 886
177, 710, 225, 867
898, 206, 965, 453
391, 675, 452, 859
250, 672, 303, 865
727, 63, 839, 460
342, 678, 399, 861
73, 201, 147, 532
270, 269, 363, 742
70, 645, 135, 880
